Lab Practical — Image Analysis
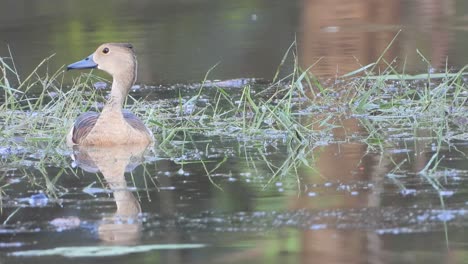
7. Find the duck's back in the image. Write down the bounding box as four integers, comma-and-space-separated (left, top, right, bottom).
122, 110, 150, 133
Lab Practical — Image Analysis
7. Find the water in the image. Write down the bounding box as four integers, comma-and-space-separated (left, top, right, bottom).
2, 84, 467, 263
0, 0, 299, 84
1, 0, 468, 263
2, 0, 468, 84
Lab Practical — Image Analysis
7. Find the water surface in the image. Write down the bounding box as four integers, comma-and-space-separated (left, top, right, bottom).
1, 1, 468, 264
2, 0, 468, 84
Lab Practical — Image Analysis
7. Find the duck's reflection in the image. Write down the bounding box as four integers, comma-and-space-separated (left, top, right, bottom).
71, 144, 149, 244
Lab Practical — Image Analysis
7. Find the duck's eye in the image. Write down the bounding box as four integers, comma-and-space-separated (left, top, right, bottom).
102, 47, 109, 54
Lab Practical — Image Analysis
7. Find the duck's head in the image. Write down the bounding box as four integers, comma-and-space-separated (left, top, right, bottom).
67, 43, 137, 80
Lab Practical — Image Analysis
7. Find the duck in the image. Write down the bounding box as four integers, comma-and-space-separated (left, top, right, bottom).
66, 43, 153, 147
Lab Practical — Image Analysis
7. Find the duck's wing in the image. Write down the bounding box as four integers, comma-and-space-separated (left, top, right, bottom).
72, 111, 100, 144
122, 110, 150, 133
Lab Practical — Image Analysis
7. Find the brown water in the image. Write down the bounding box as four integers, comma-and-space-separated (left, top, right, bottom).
1, 1, 468, 263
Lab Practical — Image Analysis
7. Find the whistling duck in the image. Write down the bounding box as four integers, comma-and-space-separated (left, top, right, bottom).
66, 43, 153, 146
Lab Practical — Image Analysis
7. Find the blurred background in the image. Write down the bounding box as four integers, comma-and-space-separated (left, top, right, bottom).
0, 0, 467, 85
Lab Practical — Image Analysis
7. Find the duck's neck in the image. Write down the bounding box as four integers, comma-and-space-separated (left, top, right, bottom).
102, 72, 135, 113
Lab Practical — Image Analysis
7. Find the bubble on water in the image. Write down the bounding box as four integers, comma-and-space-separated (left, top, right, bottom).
322, 26, 340, 33
416, 213, 429, 222
436, 211, 455, 222
0, 242, 25, 248
307, 192, 317, 197
376, 227, 413, 235
93, 81, 108, 90
439, 190, 454, 197
29, 193, 48, 207
337, 184, 350, 191
350, 191, 359, 196
400, 189, 416, 196
8, 178, 21, 184
50, 217, 81, 231
0, 147, 12, 157
310, 224, 327, 230
275, 182, 282, 187
47, 91, 58, 98
83, 187, 110, 195
160, 186, 176, 190
183, 102, 196, 115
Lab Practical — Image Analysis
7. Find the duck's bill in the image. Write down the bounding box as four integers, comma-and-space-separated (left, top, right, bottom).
67, 54, 98, 70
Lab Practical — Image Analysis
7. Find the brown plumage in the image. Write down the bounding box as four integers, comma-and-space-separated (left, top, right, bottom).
66, 43, 153, 146
71, 110, 150, 145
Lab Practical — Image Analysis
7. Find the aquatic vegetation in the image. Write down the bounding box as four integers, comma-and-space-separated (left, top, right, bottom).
0, 41, 467, 264
0, 40, 466, 200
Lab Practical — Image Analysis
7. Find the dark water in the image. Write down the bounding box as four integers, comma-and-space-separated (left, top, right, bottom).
1, 1, 468, 263
2, 0, 468, 84
0, 0, 298, 84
